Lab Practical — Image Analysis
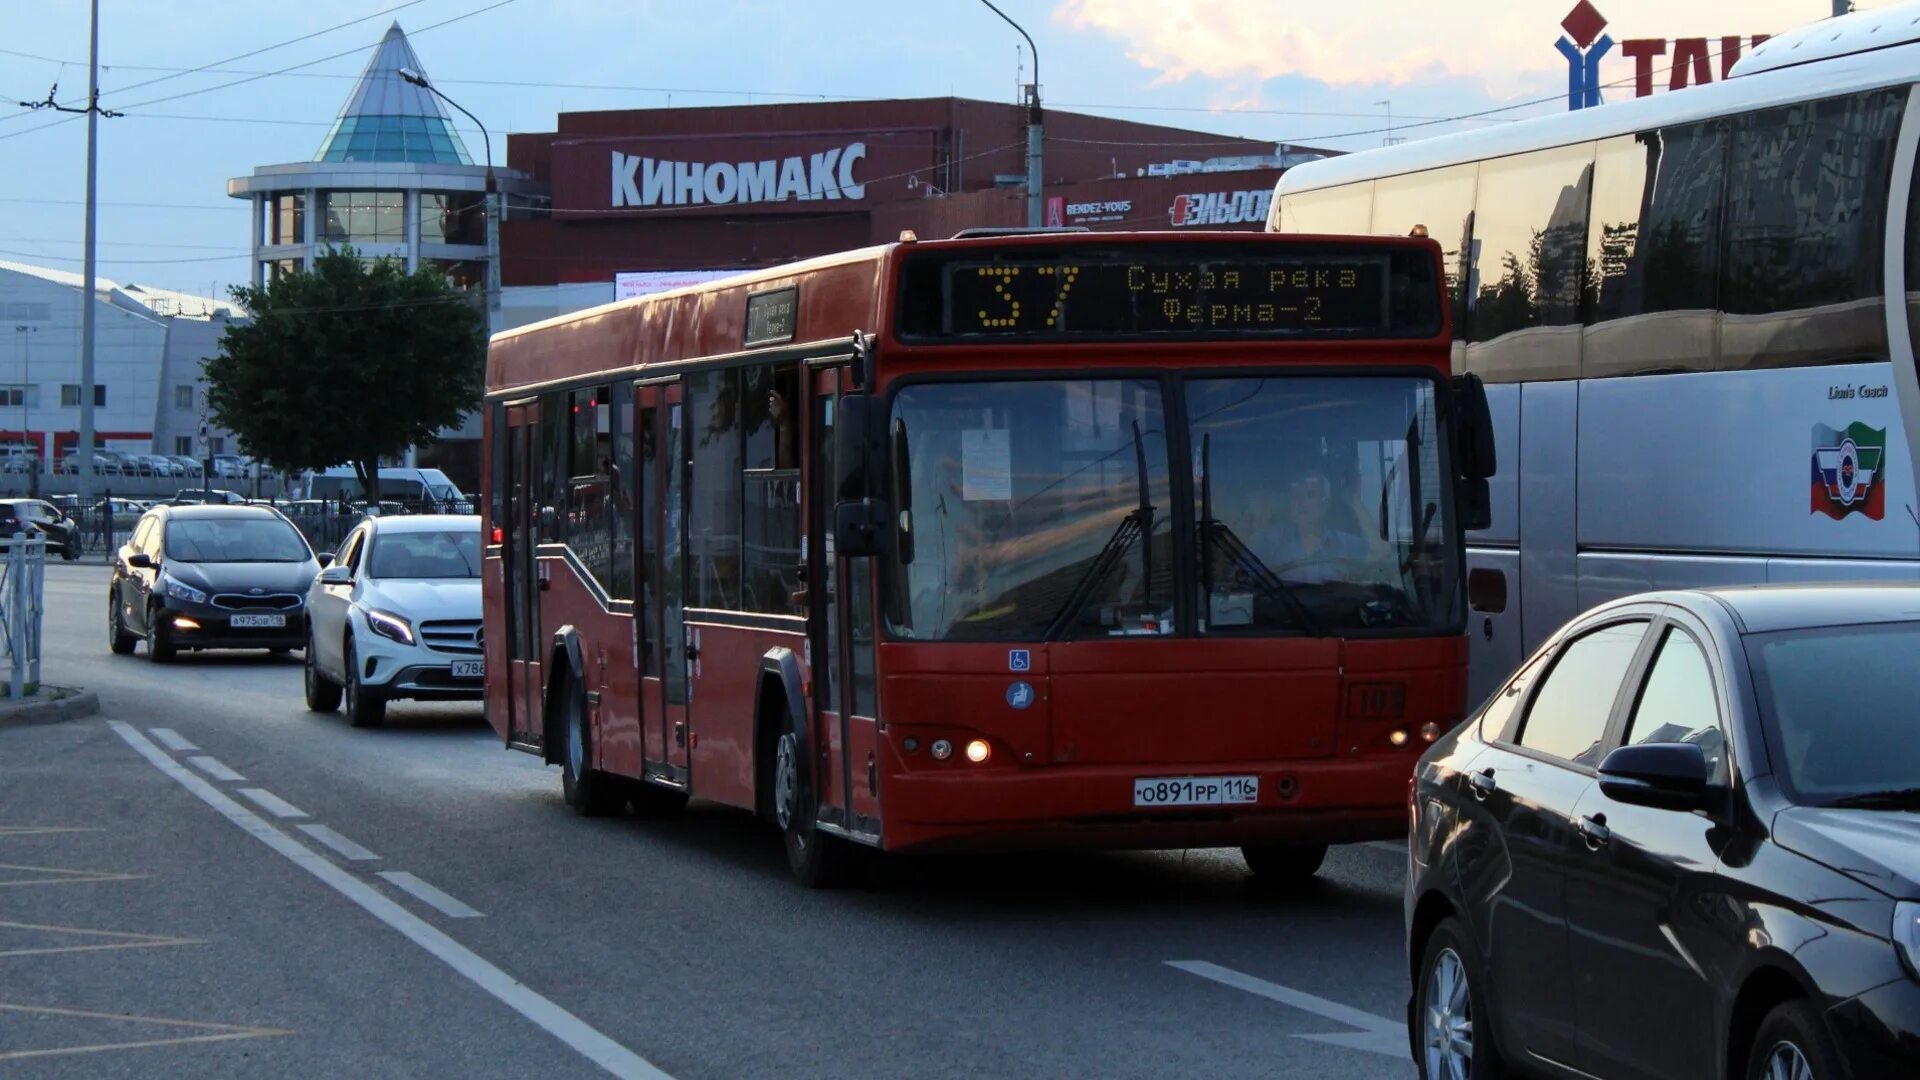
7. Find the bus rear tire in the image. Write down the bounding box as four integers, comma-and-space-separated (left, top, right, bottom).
560, 676, 623, 818
773, 713, 852, 888
1241, 841, 1328, 884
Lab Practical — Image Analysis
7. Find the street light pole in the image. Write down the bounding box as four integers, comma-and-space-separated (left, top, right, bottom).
978, 1, 1043, 227
398, 68, 497, 331
13, 326, 36, 496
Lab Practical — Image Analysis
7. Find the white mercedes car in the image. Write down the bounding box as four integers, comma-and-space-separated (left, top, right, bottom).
303, 514, 483, 727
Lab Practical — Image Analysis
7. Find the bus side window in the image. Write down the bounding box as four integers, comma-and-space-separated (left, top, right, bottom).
742, 363, 802, 616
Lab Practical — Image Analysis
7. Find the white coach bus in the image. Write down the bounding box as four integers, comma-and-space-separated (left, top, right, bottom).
1270, 3, 1920, 702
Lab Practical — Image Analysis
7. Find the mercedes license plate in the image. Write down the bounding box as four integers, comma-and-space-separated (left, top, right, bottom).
230, 614, 285, 628
1133, 775, 1259, 808
451, 659, 484, 679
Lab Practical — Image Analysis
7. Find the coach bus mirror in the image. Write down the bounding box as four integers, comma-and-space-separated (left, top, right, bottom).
833, 500, 891, 558
834, 393, 872, 501
1452, 373, 1496, 480
1458, 476, 1491, 532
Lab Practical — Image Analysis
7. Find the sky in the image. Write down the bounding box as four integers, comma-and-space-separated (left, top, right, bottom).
0, 0, 1884, 298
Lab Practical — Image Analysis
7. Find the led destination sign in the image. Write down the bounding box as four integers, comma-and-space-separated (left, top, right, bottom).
896, 245, 1438, 341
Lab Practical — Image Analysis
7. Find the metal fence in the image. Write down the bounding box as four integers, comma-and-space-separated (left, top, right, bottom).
0, 533, 45, 698
75, 501, 398, 563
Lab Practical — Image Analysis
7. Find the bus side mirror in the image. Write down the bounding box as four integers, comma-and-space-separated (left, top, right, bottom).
833, 500, 892, 558
1452, 373, 1496, 481
1458, 477, 1491, 533
834, 393, 874, 501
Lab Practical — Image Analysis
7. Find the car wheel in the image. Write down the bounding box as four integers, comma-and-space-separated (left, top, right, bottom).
107, 592, 136, 655
1416, 918, 1505, 1080
1240, 841, 1329, 884
559, 674, 623, 817
342, 634, 384, 728
1747, 1001, 1842, 1080
303, 632, 341, 713
144, 608, 176, 663
774, 709, 852, 888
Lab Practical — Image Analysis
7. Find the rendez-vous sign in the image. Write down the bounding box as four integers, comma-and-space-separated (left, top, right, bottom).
611, 143, 868, 208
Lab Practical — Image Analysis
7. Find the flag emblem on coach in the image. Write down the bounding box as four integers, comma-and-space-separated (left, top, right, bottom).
1811, 422, 1888, 521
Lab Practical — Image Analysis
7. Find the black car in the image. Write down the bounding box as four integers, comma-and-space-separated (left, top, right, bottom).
0, 499, 80, 560
109, 504, 320, 660
1407, 584, 1920, 1080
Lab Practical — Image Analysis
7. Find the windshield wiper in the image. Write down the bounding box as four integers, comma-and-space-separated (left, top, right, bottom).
1197, 434, 1322, 637
1044, 421, 1155, 640
1823, 788, 1920, 810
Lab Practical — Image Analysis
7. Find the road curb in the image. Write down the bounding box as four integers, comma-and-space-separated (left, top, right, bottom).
0, 688, 101, 728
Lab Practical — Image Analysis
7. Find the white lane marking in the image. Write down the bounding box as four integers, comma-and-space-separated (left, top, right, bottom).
1167, 959, 1407, 1058
236, 789, 308, 820
297, 824, 380, 862
187, 756, 244, 782
149, 728, 198, 753
108, 722, 672, 1080
377, 872, 483, 919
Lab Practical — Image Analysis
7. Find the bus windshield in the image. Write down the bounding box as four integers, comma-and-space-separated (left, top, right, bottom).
887, 374, 1456, 642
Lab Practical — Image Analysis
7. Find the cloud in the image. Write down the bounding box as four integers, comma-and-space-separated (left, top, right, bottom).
1053, 1, 1885, 97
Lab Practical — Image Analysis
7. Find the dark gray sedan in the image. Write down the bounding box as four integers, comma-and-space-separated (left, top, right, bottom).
1406, 584, 1920, 1080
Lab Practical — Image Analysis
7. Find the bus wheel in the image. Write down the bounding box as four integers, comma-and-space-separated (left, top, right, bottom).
1241, 842, 1328, 884
560, 677, 623, 818
773, 714, 850, 888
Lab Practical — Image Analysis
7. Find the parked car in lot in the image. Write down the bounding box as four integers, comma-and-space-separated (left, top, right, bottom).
0, 499, 80, 559
167, 455, 204, 478
303, 514, 483, 727
108, 504, 320, 661
171, 488, 247, 505
1408, 584, 1920, 1080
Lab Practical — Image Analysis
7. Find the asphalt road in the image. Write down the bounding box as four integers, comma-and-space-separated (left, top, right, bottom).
2, 562, 1418, 1078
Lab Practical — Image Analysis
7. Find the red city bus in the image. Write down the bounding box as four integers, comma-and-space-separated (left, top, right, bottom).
481, 230, 1494, 886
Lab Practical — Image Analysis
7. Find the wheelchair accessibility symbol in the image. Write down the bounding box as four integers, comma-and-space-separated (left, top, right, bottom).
1006, 681, 1035, 710
1008, 649, 1031, 672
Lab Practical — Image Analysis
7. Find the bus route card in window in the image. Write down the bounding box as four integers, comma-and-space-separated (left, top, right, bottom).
1133, 775, 1260, 807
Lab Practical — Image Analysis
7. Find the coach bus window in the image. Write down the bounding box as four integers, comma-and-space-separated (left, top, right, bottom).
742, 364, 803, 616
1465, 144, 1592, 382
1720, 90, 1900, 370
1584, 123, 1726, 377
1276, 182, 1373, 234
1372, 165, 1476, 348
687, 368, 743, 610
886, 379, 1172, 642
1188, 376, 1454, 635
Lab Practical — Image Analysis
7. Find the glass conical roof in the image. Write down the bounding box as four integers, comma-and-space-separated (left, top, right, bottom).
315, 23, 473, 165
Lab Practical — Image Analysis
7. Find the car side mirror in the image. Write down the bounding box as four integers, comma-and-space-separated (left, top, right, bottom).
319, 564, 353, 585
1599, 742, 1712, 812
316, 551, 335, 568
127, 552, 155, 570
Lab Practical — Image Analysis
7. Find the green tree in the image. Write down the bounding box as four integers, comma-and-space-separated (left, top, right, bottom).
204, 247, 485, 504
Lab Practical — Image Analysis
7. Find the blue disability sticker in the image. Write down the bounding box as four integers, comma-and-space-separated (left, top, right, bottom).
1006, 681, 1035, 709
1008, 649, 1031, 672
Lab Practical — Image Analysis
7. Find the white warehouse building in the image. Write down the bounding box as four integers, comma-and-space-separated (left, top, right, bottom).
0, 260, 245, 475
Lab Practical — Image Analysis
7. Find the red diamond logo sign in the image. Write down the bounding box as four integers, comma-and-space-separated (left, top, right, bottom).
1561, 1, 1607, 48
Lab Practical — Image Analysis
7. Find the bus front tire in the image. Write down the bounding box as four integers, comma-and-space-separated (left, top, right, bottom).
560, 676, 623, 817
773, 711, 852, 888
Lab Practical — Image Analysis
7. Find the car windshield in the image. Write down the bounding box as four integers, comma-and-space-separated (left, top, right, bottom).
884, 374, 1458, 642
368, 529, 481, 579
164, 517, 310, 563
1747, 621, 1920, 803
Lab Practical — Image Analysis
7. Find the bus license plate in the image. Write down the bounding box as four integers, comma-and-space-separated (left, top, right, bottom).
1133, 775, 1259, 808
451, 660, 484, 679
230, 614, 285, 628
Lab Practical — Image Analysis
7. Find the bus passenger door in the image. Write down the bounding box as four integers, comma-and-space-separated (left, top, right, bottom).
635, 380, 690, 786
813, 365, 881, 837
505, 402, 543, 750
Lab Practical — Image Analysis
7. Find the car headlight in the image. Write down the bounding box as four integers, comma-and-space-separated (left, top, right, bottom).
363, 608, 414, 646
161, 574, 208, 605
1895, 902, 1920, 981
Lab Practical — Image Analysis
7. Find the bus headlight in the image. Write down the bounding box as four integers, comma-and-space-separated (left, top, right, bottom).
930, 739, 953, 761
965, 739, 991, 764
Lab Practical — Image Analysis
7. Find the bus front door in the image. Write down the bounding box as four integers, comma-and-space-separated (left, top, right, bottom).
505, 402, 543, 750
636, 379, 691, 786
811, 365, 881, 837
